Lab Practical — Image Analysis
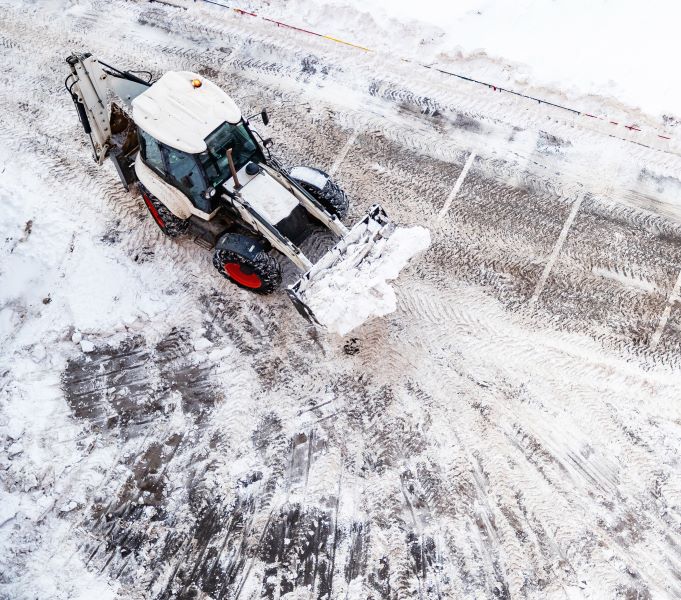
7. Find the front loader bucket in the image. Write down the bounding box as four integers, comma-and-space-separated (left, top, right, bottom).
287, 204, 396, 327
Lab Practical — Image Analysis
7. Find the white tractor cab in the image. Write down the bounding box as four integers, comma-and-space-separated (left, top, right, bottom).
65, 53, 399, 325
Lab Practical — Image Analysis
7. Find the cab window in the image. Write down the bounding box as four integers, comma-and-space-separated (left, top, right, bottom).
138, 129, 165, 175
162, 146, 212, 213
199, 122, 259, 187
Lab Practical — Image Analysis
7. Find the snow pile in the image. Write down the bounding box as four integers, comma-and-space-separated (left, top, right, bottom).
302, 225, 430, 335
242, 0, 681, 121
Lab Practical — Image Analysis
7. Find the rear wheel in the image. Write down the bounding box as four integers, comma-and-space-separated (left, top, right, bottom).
213, 246, 281, 294
140, 187, 189, 238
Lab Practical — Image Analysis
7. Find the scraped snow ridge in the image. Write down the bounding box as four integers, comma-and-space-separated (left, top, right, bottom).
302, 226, 431, 335
245, 0, 681, 121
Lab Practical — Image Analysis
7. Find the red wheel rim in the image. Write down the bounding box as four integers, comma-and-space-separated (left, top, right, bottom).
142, 193, 165, 229
224, 262, 262, 288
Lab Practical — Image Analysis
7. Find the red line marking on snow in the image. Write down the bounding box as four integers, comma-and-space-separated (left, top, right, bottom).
196, 1, 676, 144
263, 17, 323, 37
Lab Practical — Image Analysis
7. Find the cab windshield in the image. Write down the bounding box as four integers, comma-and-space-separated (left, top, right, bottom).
199, 121, 259, 187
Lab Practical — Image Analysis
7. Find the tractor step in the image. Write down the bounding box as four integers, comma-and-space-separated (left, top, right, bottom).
192, 235, 214, 250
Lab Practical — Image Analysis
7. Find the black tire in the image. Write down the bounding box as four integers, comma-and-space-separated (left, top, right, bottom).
213, 247, 281, 294
292, 168, 349, 219
140, 186, 189, 238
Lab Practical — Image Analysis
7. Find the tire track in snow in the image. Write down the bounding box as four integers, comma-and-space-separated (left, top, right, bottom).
389, 284, 681, 596
4, 1, 681, 598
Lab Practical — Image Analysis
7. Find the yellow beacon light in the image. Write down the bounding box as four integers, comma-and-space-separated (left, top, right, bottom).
191, 78, 202, 88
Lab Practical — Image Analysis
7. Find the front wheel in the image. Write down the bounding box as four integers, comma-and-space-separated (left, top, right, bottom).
213, 237, 281, 294
289, 166, 349, 219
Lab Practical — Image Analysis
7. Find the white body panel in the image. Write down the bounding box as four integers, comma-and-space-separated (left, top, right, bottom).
70, 56, 112, 162
132, 71, 241, 154
66, 53, 149, 163
224, 170, 299, 224
134, 154, 218, 221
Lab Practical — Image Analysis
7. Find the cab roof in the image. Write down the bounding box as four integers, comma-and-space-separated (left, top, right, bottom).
132, 71, 242, 154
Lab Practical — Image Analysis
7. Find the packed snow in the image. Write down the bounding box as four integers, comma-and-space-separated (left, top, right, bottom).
241, 0, 681, 122
302, 226, 431, 335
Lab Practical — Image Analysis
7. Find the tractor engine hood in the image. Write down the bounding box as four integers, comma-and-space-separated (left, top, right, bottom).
223, 164, 300, 225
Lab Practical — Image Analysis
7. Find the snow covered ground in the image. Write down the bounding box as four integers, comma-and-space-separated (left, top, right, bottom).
237, 0, 681, 123
2, 0, 681, 599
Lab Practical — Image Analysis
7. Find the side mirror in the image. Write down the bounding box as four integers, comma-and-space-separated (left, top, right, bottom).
263, 138, 273, 148
261, 108, 269, 126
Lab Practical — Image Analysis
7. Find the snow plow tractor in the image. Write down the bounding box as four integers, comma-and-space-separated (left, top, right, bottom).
65, 53, 423, 330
